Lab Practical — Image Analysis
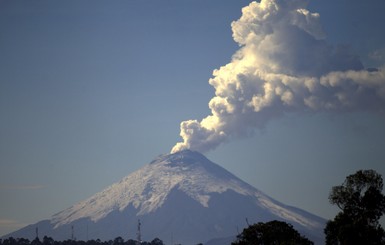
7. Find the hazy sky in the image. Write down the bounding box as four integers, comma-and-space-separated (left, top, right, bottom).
1, 0, 385, 237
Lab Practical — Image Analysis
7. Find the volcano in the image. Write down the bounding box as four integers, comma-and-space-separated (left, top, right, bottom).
4, 150, 325, 244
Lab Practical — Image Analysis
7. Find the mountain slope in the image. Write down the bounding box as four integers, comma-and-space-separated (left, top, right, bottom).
4, 150, 326, 244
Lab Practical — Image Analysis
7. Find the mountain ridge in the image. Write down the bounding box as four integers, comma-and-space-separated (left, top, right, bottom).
4, 150, 326, 244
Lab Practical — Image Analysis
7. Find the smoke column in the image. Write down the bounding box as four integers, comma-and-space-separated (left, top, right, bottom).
171, 0, 385, 153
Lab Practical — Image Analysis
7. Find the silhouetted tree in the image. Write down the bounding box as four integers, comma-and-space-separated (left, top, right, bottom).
16, 239, 29, 245
112, 237, 123, 245
3, 237, 17, 245
30, 238, 41, 245
123, 240, 136, 245
232, 220, 313, 245
325, 169, 385, 245
0, 236, 167, 245
42, 236, 54, 245
149, 238, 163, 245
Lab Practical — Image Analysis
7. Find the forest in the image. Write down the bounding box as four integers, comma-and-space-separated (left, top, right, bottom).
0, 236, 169, 245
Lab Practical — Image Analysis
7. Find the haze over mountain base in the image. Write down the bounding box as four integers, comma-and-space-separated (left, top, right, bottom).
3, 150, 325, 245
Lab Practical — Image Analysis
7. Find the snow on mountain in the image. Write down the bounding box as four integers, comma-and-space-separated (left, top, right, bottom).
53, 150, 251, 226
4, 150, 326, 244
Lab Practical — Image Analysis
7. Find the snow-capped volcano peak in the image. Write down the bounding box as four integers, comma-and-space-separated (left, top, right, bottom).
8, 151, 325, 244
52, 150, 257, 227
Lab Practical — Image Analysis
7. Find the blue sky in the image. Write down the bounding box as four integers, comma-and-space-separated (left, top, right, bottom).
1, 0, 385, 237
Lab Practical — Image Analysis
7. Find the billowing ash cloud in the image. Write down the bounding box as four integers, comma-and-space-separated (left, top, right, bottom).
171, 0, 385, 153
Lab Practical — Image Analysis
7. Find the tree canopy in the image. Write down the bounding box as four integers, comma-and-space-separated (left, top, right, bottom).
0, 236, 164, 245
325, 169, 385, 245
232, 220, 313, 245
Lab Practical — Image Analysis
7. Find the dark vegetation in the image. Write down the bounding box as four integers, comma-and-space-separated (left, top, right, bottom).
1, 169, 384, 245
232, 220, 313, 245
325, 169, 385, 245
232, 169, 385, 245
0, 237, 166, 245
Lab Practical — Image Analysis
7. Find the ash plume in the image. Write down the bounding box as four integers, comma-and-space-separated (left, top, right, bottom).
171, 0, 385, 153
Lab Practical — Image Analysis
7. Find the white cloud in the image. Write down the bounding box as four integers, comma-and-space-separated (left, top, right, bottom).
171, 0, 385, 153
